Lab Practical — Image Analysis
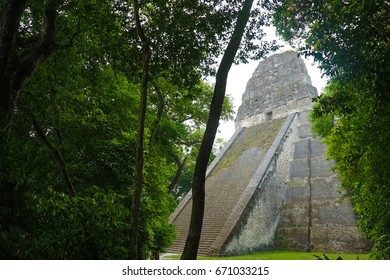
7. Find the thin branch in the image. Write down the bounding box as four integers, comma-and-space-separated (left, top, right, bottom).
59, 18, 81, 49
168, 153, 187, 193
148, 79, 165, 150
18, 101, 76, 197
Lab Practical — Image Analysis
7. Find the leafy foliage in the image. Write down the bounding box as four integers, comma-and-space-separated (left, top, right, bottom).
0, 0, 277, 259
2, 186, 130, 259
269, 0, 389, 81
310, 81, 390, 259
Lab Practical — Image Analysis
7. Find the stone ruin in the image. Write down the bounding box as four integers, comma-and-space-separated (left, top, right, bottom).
235, 51, 317, 128
168, 52, 370, 256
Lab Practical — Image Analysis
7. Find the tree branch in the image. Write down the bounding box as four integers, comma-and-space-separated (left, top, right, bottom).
0, 0, 26, 131
148, 79, 165, 150
168, 153, 187, 193
1, 0, 60, 132
18, 101, 76, 197
14, 0, 59, 88
59, 18, 81, 49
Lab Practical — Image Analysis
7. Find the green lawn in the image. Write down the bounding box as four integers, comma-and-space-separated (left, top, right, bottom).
163, 250, 370, 260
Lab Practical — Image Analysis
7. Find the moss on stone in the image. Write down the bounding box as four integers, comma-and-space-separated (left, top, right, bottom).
211, 118, 286, 176
283, 50, 299, 55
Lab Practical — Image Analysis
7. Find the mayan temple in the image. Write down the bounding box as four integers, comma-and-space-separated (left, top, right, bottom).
168, 52, 370, 256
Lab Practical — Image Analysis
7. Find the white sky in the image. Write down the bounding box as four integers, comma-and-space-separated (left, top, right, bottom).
214, 27, 328, 142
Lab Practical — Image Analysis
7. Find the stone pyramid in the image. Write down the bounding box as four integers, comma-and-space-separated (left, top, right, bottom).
168, 52, 370, 256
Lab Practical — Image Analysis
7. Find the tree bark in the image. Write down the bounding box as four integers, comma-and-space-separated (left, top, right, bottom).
129, 0, 150, 260
180, 0, 255, 260
0, 0, 26, 131
168, 153, 187, 193
0, 0, 59, 131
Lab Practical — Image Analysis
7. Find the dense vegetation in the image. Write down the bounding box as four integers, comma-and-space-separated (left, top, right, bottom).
268, 0, 389, 259
0, 0, 277, 259
1, 0, 388, 260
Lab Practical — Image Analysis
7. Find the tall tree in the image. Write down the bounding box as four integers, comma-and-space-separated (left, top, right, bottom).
128, 0, 151, 260
122, 0, 274, 259
181, 0, 255, 260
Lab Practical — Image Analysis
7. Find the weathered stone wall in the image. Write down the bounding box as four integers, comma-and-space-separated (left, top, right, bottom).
275, 110, 370, 253
235, 52, 317, 129
220, 114, 297, 255
222, 52, 369, 255
220, 109, 370, 256
168, 119, 287, 256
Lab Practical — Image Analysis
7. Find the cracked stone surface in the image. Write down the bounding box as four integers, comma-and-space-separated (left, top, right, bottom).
235, 52, 318, 129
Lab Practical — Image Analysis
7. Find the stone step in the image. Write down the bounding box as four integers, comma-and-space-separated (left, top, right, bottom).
168, 120, 287, 255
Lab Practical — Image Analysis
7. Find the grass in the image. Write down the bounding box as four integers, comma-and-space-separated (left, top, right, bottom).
163, 250, 370, 260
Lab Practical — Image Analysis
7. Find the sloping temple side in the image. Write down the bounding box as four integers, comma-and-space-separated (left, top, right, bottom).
167, 52, 370, 256
168, 114, 295, 255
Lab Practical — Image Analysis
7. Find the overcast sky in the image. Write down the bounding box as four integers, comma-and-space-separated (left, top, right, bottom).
214, 27, 329, 142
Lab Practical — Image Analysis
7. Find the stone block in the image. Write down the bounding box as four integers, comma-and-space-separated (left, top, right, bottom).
293, 139, 310, 160
309, 139, 328, 157
296, 84, 312, 100
275, 227, 309, 251
288, 158, 310, 179
285, 185, 310, 202
310, 226, 369, 253
297, 124, 312, 139
311, 156, 336, 178
279, 202, 310, 227
311, 177, 341, 200
297, 110, 310, 123
311, 199, 358, 226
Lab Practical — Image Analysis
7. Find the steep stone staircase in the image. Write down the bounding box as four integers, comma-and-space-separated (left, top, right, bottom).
168, 119, 285, 255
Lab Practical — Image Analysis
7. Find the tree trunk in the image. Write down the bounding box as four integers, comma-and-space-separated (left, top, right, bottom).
128, 0, 150, 260
168, 153, 187, 193
0, 0, 59, 131
0, 0, 26, 131
180, 0, 255, 260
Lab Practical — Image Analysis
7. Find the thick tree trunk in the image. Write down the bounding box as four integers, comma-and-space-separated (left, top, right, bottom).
0, 0, 64, 220
0, 0, 59, 131
0, 0, 26, 131
129, 0, 150, 260
180, 0, 255, 260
